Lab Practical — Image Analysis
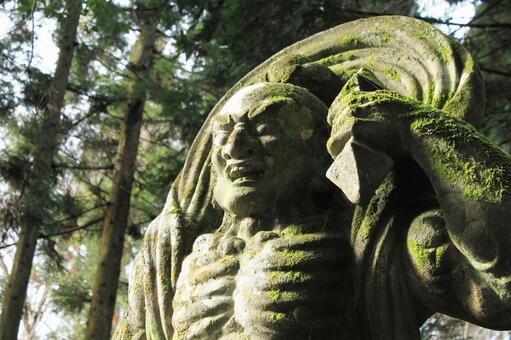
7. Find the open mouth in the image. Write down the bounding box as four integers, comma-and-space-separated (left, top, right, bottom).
226, 163, 265, 185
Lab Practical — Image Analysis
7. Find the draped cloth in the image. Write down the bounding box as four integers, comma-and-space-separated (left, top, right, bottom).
113, 16, 484, 340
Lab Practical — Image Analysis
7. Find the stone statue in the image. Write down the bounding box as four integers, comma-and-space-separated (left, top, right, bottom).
114, 16, 511, 339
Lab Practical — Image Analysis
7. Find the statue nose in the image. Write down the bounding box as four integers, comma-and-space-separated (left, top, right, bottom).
222, 125, 256, 160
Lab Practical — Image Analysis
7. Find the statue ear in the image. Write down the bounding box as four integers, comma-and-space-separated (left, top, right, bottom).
267, 61, 344, 106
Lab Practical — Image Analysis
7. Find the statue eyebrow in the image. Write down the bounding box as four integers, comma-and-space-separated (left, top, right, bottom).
248, 99, 289, 120
210, 115, 233, 130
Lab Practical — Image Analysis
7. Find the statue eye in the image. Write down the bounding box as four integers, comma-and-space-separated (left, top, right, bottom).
255, 123, 275, 135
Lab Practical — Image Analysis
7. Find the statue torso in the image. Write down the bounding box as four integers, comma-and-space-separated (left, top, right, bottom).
171, 216, 355, 339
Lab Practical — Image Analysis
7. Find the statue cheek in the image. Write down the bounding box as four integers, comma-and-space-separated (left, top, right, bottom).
211, 148, 226, 172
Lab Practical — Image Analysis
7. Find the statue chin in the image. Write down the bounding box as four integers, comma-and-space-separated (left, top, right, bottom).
213, 184, 270, 218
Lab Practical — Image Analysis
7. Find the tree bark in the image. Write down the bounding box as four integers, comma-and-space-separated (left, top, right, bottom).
0, 1, 82, 339
85, 10, 160, 340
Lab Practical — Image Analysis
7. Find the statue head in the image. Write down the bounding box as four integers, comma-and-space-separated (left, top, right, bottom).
210, 82, 331, 218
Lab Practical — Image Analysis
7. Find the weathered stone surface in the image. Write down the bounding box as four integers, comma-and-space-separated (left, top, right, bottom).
327, 137, 394, 204
114, 16, 511, 340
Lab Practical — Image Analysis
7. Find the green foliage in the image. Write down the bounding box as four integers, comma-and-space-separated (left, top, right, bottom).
465, 1, 511, 154
52, 278, 91, 314
176, 0, 414, 91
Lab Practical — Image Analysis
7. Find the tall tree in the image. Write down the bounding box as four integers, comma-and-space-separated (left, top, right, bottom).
0, 1, 82, 339
85, 4, 162, 339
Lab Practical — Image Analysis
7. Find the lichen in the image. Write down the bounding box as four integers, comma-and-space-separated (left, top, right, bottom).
339, 35, 359, 46
266, 290, 298, 301
378, 31, 393, 43
269, 312, 287, 323
277, 102, 315, 141
317, 52, 356, 66
410, 112, 511, 203
408, 238, 450, 274
280, 224, 303, 237
408, 238, 431, 271
414, 24, 438, 42
437, 44, 453, 64
268, 270, 310, 285
383, 67, 401, 82
278, 250, 311, 266
435, 244, 449, 268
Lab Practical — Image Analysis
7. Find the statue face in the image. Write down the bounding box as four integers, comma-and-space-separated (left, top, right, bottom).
211, 84, 322, 217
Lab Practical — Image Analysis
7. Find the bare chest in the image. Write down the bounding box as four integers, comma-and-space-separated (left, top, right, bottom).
171, 224, 353, 339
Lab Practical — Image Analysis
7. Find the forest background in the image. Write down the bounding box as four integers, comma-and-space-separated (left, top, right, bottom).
0, 0, 509, 339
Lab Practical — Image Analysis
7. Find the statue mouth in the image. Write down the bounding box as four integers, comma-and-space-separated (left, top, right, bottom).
226, 161, 265, 185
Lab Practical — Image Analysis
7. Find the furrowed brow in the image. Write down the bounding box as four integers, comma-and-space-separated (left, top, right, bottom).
248, 98, 292, 121
211, 114, 233, 130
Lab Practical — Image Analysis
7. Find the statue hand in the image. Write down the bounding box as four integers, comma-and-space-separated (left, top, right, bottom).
326, 90, 421, 203
326, 90, 418, 159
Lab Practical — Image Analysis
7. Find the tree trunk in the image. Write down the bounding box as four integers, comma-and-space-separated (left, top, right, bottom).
0, 1, 82, 339
85, 11, 160, 340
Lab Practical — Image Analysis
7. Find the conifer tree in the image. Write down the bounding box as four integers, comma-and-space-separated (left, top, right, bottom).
0, 1, 82, 338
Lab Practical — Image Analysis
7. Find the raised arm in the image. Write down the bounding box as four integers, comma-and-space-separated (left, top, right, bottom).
327, 89, 511, 328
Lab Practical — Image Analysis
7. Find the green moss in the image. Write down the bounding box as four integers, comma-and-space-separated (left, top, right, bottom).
268, 270, 310, 285
408, 238, 431, 270
410, 113, 511, 203
266, 290, 280, 301
425, 83, 435, 106
277, 102, 315, 141
278, 250, 310, 266
269, 312, 287, 323
339, 35, 359, 46
266, 290, 281, 301
383, 67, 401, 82
356, 176, 396, 240
357, 219, 372, 240
317, 52, 356, 66
378, 31, 392, 43
408, 238, 450, 274
435, 244, 449, 268
266, 290, 298, 301
414, 24, 437, 42
437, 44, 453, 64
281, 224, 303, 237
218, 255, 237, 267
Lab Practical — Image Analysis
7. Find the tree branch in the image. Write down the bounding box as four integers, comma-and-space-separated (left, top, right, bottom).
480, 67, 511, 78
340, 7, 511, 29
0, 217, 104, 249
46, 203, 107, 225
26, 0, 37, 72
41, 216, 104, 238
54, 163, 114, 171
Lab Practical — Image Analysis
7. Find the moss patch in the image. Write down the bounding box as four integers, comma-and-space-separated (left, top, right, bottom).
384, 67, 401, 82
277, 102, 315, 141
339, 35, 360, 46
317, 52, 356, 66
410, 113, 511, 203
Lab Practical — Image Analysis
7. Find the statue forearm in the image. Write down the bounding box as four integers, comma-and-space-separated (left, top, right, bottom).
407, 111, 511, 277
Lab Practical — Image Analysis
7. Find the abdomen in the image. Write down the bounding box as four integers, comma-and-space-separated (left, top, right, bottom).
172, 224, 351, 339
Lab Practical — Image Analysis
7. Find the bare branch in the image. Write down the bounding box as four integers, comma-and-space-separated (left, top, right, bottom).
54, 163, 114, 171
481, 67, 511, 78
41, 216, 104, 238
26, 0, 37, 72
339, 8, 511, 29
46, 203, 107, 225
